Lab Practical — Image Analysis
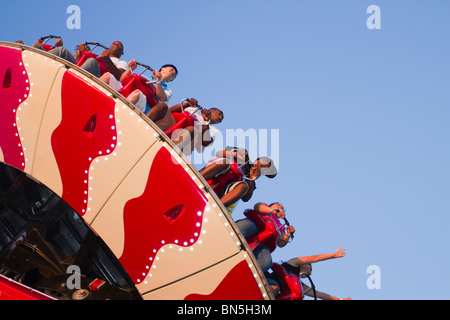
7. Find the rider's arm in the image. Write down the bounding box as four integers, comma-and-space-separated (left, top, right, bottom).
169, 103, 184, 113
152, 70, 170, 103
241, 180, 255, 202
201, 125, 214, 147
169, 98, 198, 113
253, 202, 271, 213
155, 81, 168, 102
120, 60, 137, 82
215, 148, 235, 163
287, 248, 346, 266
302, 284, 349, 300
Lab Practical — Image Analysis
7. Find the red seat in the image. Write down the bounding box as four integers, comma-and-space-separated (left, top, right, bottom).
118, 74, 159, 108
40, 44, 55, 52
164, 111, 197, 139
206, 161, 244, 196
243, 209, 281, 253
75, 52, 109, 75
271, 263, 303, 300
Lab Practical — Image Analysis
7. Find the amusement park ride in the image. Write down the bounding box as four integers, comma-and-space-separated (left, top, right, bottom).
0, 40, 311, 300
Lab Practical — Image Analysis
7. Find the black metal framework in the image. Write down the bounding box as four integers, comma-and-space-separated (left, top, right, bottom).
0, 162, 141, 300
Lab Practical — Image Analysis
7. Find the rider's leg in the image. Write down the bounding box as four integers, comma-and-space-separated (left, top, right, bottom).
254, 244, 272, 273
235, 218, 259, 238
172, 127, 195, 155
127, 90, 147, 113
148, 103, 171, 127
80, 58, 101, 78
220, 181, 248, 207
199, 159, 231, 181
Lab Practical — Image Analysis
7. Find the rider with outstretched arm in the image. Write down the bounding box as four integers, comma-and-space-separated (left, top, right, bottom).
279, 247, 352, 300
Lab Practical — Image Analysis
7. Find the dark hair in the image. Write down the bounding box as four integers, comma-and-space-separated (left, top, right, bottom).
160, 64, 178, 78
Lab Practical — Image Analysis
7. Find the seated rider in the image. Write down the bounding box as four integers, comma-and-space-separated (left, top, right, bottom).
167, 98, 224, 154
97, 40, 128, 81
236, 202, 295, 273
31, 37, 101, 77
101, 62, 178, 126
200, 147, 277, 213
266, 247, 352, 300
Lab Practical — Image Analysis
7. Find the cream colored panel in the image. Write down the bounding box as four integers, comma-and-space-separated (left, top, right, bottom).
31, 68, 66, 196
141, 252, 269, 300
17, 50, 65, 177
69, 72, 161, 224
90, 141, 168, 259
91, 141, 246, 295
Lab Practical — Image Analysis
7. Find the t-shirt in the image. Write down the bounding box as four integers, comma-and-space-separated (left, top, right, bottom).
110, 56, 128, 71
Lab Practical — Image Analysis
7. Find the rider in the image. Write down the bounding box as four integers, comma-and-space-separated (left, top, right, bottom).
31, 37, 101, 77
200, 147, 277, 213
235, 202, 295, 273
115, 63, 178, 125
267, 247, 352, 300
167, 98, 224, 154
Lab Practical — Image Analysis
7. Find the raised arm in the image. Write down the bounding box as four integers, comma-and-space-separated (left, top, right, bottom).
119, 59, 137, 82
286, 247, 346, 266
302, 283, 351, 300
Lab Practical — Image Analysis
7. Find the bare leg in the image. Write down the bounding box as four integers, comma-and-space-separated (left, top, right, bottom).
220, 182, 248, 207
147, 102, 169, 123
99, 72, 112, 85
127, 90, 140, 105
172, 127, 195, 155
199, 159, 230, 181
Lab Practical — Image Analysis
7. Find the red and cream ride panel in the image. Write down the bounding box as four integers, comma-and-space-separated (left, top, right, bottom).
0, 42, 270, 300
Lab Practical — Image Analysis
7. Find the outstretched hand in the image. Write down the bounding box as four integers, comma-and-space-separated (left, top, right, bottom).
334, 247, 346, 259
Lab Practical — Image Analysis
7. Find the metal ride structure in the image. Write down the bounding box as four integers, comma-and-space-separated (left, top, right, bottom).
0, 42, 273, 300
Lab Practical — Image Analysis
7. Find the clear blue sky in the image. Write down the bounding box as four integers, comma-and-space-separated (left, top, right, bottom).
2, 0, 449, 300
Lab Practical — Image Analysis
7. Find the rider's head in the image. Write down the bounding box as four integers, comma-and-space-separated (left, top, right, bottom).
110, 41, 124, 58
206, 108, 224, 124
160, 64, 178, 82
253, 157, 277, 178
